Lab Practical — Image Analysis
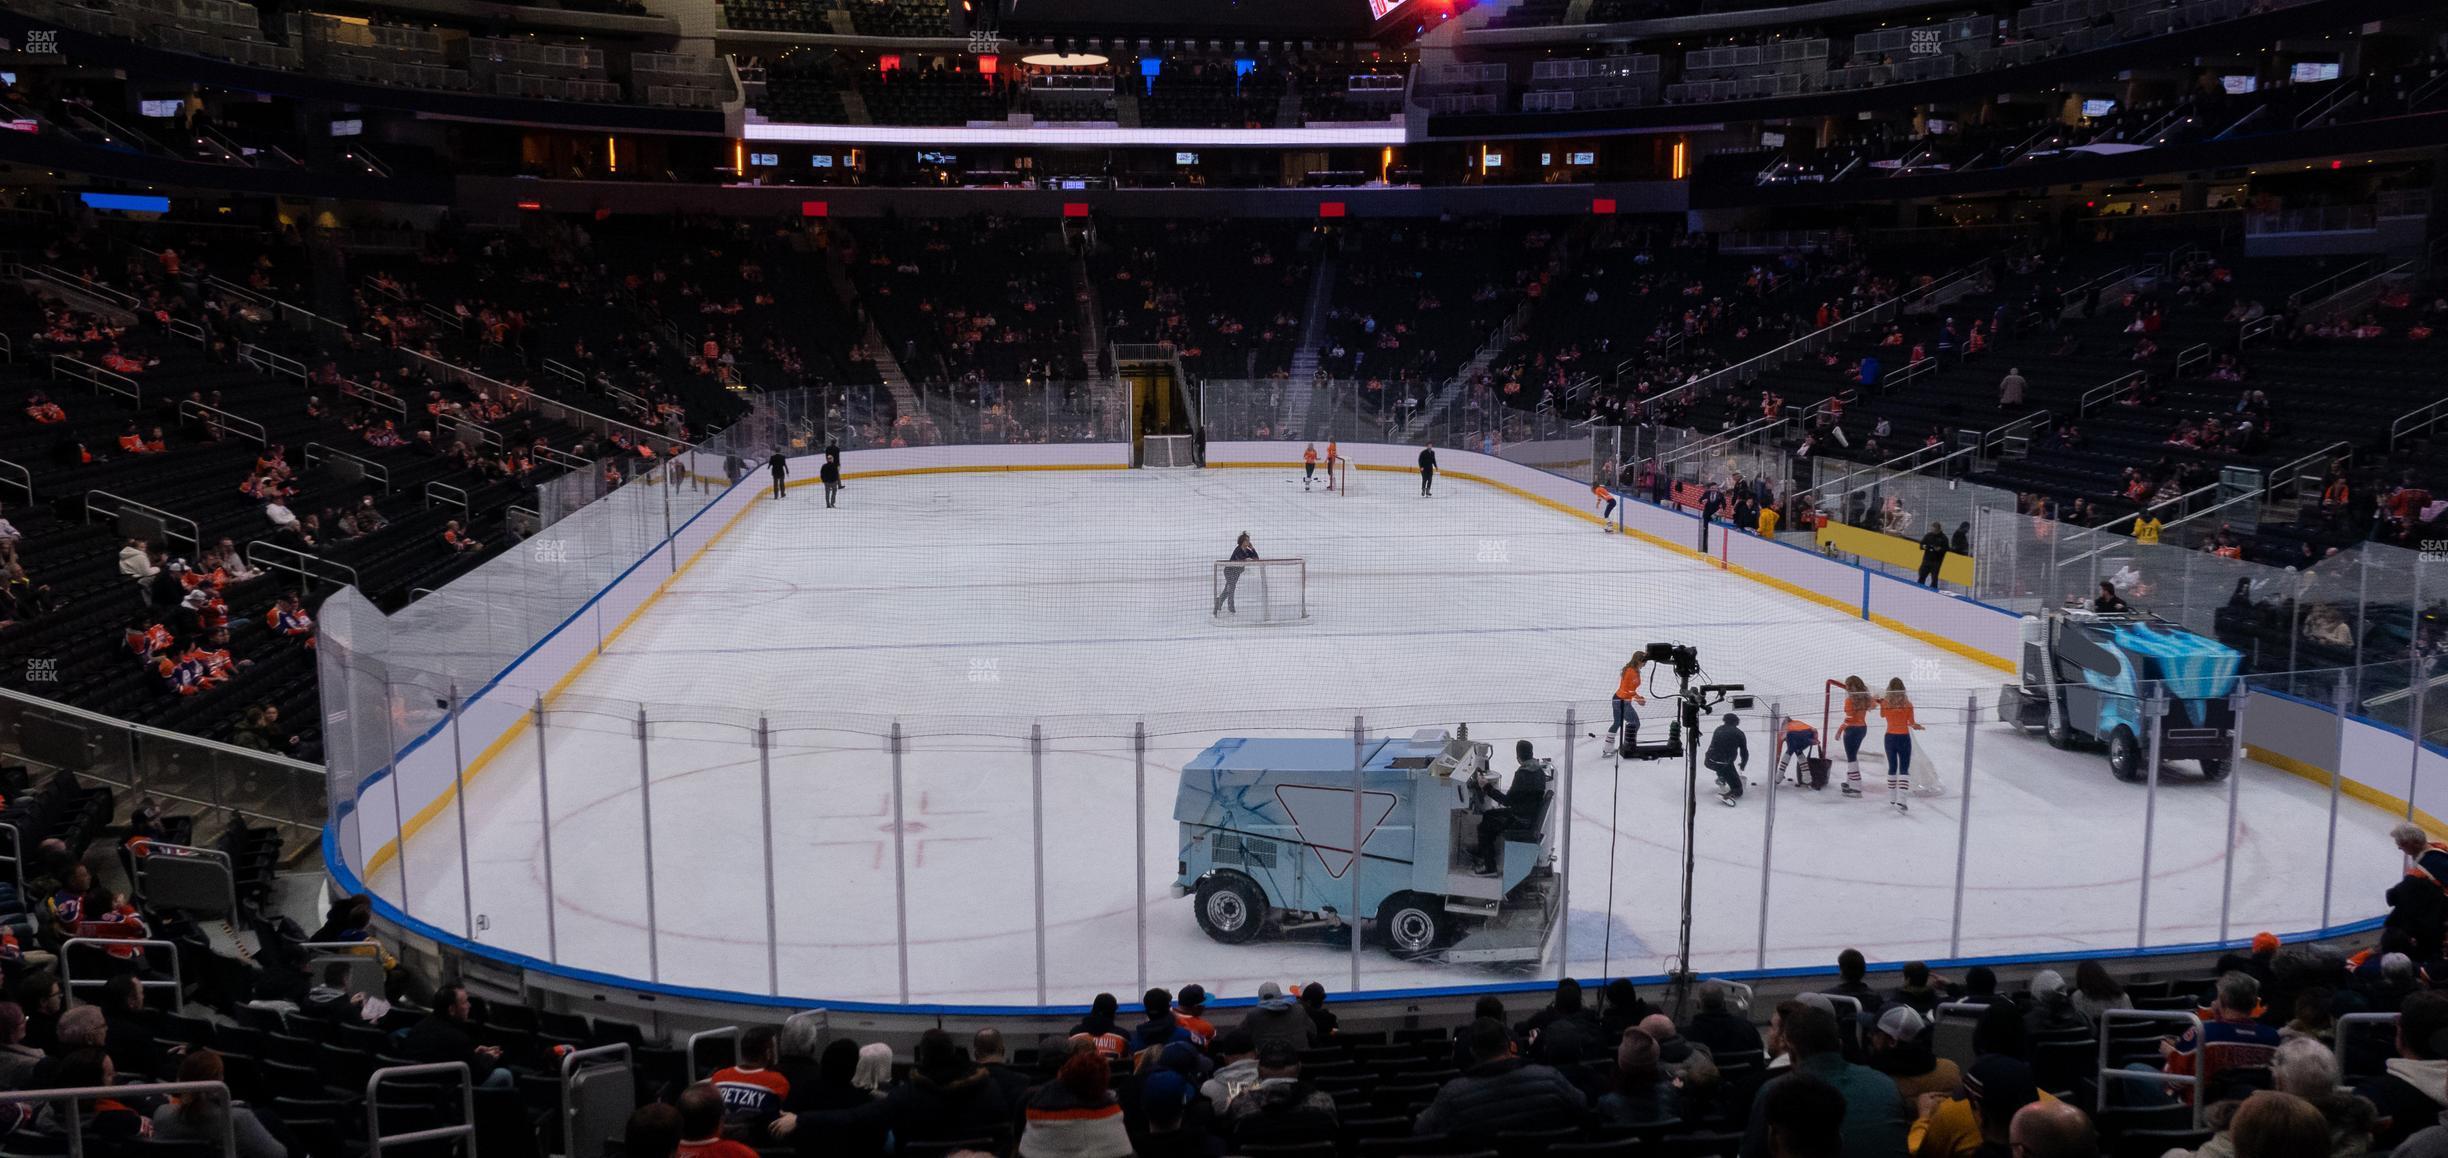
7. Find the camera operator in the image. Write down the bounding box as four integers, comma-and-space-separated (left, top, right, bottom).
1471, 740, 1550, 876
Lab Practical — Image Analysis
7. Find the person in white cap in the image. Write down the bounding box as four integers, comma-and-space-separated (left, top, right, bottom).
1865, 1005, 1959, 1104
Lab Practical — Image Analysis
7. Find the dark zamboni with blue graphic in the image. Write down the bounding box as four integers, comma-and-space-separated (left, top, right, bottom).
1996, 609, 2243, 782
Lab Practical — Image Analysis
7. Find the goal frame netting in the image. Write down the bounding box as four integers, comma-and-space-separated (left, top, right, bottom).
1329, 457, 1350, 494
1212, 557, 1309, 624
1143, 434, 1198, 468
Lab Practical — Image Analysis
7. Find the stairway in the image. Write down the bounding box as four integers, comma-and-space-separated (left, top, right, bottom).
818, 241, 920, 417
1072, 249, 1104, 377
1287, 256, 1337, 437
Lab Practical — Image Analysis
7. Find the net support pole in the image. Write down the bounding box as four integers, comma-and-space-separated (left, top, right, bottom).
1135, 720, 1149, 997
447, 684, 475, 939
758, 716, 779, 997
891, 724, 910, 1003
2136, 687, 2166, 948
636, 705, 660, 982
1755, 705, 1781, 971
533, 693, 558, 964
1558, 708, 1576, 980
1031, 723, 1049, 1007
2323, 680, 2348, 928
1949, 691, 1979, 959
1350, 715, 1365, 994
2217, 691, 2247, 944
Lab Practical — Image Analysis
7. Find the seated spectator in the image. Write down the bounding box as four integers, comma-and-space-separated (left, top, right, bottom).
1131, 987, 1196, 1052
96, 973, 171, 1080
1866, 1006, 1957, 1104
677, 1083, 757, 1158
1889, 961, 1944, 1015
1909, 1054, 2052, 1158
356, 496, 388, 532
1640, 1014, 1693, 1066
442, 520, 483, 554
1298, 983, 1338, 1038
1688, 980, 1764, 1058
972, 1028, 1031, 1109
2023, 971, 2089, 1037
399, 983, 511, 1089
2224, 1090, 2333, 1158
120, 539, 159, 584
883, 1028, 1010, 1149
2072, 961, 2131, 1025
1413, 1017, 1586, 1137
778, 1039, 885, 1158
152, 1049, 286, 1158
1017, 1048, 1128, 1158
267, 594, 313, 641
1071, 993, 1131, 1059
1219, 1039, 1336, 1147
2356, 988, 2448, 1150
1598, 1028, 1677, 1126
299, 961, 366, 1024
629, 1103, 683, 1158
1831, 949, 1879, 1004
1135, 1069, 1218, 1158
1747, 1002, 1906, 1158
24, 394, 65, 425
710, 1025, 793, 1141
2154, 972, 2281, 1106
1235, 982, 1313, 1053
1519, 977, 1605, 1062
33, 1047, 144, 1140
0, 1003, 39, 1090
1201, 1030, 1259, 1114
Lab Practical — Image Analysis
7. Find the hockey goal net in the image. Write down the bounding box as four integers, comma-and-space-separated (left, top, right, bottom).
1143, 434, 1198, 468
1212, 558, 1308, 624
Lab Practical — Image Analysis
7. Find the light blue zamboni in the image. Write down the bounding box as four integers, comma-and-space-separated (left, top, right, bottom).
1173, 727, 1560, 961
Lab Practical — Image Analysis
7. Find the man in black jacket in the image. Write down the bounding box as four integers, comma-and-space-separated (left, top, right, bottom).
1472, 741, 1550, 876
401, 983, 509, 1088
1418, 444, 1438, 496
2357, 990, 2448, 1151
1916, 522, 1950, 587
1414, 1018, 1587, 1137
1707, 714, 1751, 805
883, 1029, 1011, 1150
1686, 981, 1765, 1060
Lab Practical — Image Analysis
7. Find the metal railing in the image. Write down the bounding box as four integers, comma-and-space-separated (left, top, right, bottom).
543, 359, 586, 386
165, 317, 207, 347
427, 481, 470, 518
60, 936, 183, 1008
0, 1081, 237, 1158
560, 1044, 635, 1158
0, 456, 29, 505
128, 840, 238, 918
85, 490, 199, 553
177, 399, 267, 446
2174, 344, 2211, 379
437, 413, 505, 453
2080, 370, 2146, 417
25, 263, 140, 312
2286, 260, 2377, 312
2389, 396, 2448, 451
2094, 1009, 2206, 1128
685, 1025, 740, 1080
0, 687, 326, 835
534, 444, 590, 472
49, 355, 140, 404
304, 442, 392, 491
0, 331, 12, 363
341, 378, 409, 421
2295, 260, 2415, 325
246, 539, 359, 594
238, 343, 309, 386
367, 1062, 475, 1158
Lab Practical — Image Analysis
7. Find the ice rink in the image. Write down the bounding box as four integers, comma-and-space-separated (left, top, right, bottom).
368, 464, 2406, 1007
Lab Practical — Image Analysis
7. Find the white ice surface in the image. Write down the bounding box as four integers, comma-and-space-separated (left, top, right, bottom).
369, 467, 2400, 1007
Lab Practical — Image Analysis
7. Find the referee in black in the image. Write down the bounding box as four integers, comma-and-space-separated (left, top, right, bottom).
1419, 443, 1438, 496
767, 450, 788, 499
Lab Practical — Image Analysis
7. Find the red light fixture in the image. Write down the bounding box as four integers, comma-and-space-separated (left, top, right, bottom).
1319, 201, 1347, 218
1591, 198, 1617, 215
802, 201, 830, 217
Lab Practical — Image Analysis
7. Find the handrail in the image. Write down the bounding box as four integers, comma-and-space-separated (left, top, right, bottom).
60, 936, 184, 1007
2174, 344, 2211, 379
360, 275, 409, 304
2296, 259, 2414, 323
341, 378, 409, 420
0, 456, 29, 505
686, 1026, 741, 1080
164, 317, 208, 347
388, 344, 682, 454
205, 275, 273, 309
85, 489, 200, 553
239, 342, 309, 386
0, 330, 12, 363
2095, 1009, 2206, 1128
2286, 260, 2374, 313
304, 442, 392, 492
543, 358, 587, 386
2238, 314, 2281, 348
2161, 440, 2350, 535
27, 263, 140, 312
367, 1062, 476, 1156
426, 481, 470, 518
128, 840, 238, 918
178, 399, 267, 446
2389, 395, 2448, 450
1662, 412, 1790, 472
560, 1043, 635, 1158
0, 1081, 236, 1158
533, 444, 590, 472
49, 354, 140, 404
437, 412, 506, 452
246, 539, 359, 592
2080, 370, 2146, 417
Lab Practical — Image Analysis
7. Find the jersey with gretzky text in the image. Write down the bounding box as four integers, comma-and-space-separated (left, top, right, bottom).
709, 1066, 790, 1125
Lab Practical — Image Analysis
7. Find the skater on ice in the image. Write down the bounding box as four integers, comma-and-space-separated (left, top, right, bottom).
820, 454, 842, 508
1879, 677, 1926, 811
1781, 716, 1821, 788
1303, 444, 1318, 491
1214, 533, 1258, 615
1607, 653, 1648, 750
1706, 713, 1749, 805
1594, 482, 1618, 532
1325, 440, 1340, 491
766, 449, 788, 499
1418, 444, 1437, 496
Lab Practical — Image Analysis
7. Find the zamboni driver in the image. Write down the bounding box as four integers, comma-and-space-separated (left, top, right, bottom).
1470, 740, 1551, 876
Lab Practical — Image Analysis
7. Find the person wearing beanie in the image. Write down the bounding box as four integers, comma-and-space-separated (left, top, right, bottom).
1133, 1068, 1221, 1158
2022, 971, 2090, 1038
2219, 932, 2282, 987
1220, 1041, 1337, 1148
1415, 1018, 1587, 1137
1705, 712, 1750, 805
1518, 977, 1605, 1064
884, 1029, 1012, 1151
1599, 978, 1658, 1042
1235, 982, 1315, 1054
1171, 985, 1216, 1047
1019, 1049, 1130, 1158
1598, 1027, 1677, 1126
1865, 1005, 1959, 1105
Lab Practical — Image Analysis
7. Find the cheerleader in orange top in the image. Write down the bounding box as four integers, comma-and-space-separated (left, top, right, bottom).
1324, 440, 1341, 490
1607, 652, 1650, 749
1594, 482, 1618, 532
1878, 677, 1926, 813
1303, 443, 1320, 491
1838, 675, 1873, 797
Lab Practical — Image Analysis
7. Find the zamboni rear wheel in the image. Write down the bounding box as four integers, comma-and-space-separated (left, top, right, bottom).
1194, 873, 1264, 945
1377, 892, 1449, 958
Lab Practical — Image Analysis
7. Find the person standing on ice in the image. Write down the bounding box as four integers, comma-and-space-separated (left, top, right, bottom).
1837, 675, 1873, 798
766, 450, 788, 500
1607, 653, 1648, 750
1418, 444, 1438, 496
1879, 678, 1926, 813
1303, 444, 1319, 491
820, 454, 842, 509
1215, 533, 1258, 615
1706, 713, 1749, 806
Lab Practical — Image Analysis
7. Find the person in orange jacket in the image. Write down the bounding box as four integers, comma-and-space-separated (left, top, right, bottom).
1608, 652, 1650, 749
1879, 678, 1927, 812
1594, 483, 1618, 532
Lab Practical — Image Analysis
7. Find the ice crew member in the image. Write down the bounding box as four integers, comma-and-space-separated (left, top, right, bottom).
1473, 740, 1549, 875
1706, 714, 1749, 805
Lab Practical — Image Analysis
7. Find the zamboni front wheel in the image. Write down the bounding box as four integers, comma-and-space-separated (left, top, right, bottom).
2107, 726, 2143, 783
2200, 757, 2229, 781
1194, 873, 1265, 945
1377, 892, 1449, 958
